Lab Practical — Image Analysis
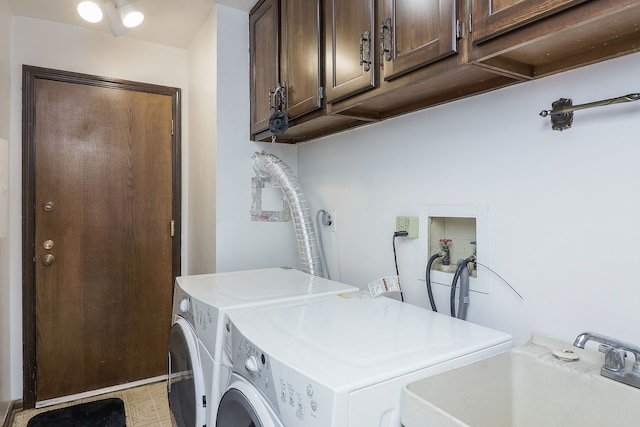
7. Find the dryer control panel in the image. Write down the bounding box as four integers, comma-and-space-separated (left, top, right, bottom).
227, 320, 334, 426
172, 282, 194, 326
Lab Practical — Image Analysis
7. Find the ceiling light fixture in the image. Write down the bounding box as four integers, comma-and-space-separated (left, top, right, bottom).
116, 0, 144, 28
77, 1, 103, 23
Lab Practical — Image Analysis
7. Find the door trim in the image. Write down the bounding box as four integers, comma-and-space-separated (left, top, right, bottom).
21, 65, 182, 408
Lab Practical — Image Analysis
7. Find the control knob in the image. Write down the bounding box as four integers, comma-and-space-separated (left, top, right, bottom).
245, 356, 259, 377
179, 298, 190, 313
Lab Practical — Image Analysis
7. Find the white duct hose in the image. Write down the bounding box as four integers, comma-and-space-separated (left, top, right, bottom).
252, 152, 323, 277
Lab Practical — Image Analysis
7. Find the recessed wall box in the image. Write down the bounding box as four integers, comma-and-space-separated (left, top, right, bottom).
419, 205, 488, 294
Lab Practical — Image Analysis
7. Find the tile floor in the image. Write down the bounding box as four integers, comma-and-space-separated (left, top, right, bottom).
12, 381, 172, 427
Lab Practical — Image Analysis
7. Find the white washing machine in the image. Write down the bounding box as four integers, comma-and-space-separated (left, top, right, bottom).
216, 293, 513, 426
167, 267, 358, 427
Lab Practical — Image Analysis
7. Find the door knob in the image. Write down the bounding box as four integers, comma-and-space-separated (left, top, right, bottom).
42, 253, 55, 266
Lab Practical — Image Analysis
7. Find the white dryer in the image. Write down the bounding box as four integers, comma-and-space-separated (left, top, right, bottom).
167, 267, 358, 427
216, 293, 513, 426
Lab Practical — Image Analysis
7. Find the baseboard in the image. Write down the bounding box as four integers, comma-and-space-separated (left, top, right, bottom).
2, 400, 23, 427
36, 375, 167, 408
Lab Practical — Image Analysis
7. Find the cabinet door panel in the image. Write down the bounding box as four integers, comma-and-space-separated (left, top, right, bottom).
472, 0, 590, 43
381, 0, 457, 81
325, 0, 376, 103
281, 0, 322, 119
250, 0, 280, 135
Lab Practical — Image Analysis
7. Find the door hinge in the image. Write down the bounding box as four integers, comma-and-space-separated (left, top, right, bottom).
319, 86, 325, 100
456, 20, 463, 40
468, 13, 473, 34
170, 220, 175, 237
171, 120, 175, 136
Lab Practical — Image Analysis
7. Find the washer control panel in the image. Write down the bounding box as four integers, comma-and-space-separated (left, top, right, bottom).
172, 282, 194, 326
228, 320, 333, 426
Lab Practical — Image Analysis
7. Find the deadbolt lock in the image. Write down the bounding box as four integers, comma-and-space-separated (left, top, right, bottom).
42, 240, 55, 250
42, 201, 55, 212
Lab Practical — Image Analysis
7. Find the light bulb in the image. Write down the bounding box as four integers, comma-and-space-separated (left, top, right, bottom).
119, 4, 144, 28
77, 1, 103, 23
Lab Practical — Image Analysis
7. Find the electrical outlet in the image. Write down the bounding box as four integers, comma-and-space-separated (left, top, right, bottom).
321, 210, 336, 232
396, 216, 418, 238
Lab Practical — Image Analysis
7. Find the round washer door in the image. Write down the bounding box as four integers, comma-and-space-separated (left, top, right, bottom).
168, 317, 207, 427
216, 374, 283, 427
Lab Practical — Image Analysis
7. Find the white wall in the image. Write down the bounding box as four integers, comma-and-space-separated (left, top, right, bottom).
187, 8, 218, 274
214, 5, 299, 273
297, 52, 640, 347
9, 16, 189, 399
0, 0, 12, 420
186, 4, 300, 276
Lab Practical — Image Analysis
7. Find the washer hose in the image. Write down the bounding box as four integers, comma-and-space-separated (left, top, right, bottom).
425, 253, 442, 312
450, 257, 474, 319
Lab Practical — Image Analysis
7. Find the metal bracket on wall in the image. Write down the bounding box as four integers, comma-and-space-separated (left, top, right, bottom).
540, 93, 640, 131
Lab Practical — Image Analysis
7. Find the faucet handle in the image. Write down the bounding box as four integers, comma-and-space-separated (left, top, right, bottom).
599, 345, 626, 372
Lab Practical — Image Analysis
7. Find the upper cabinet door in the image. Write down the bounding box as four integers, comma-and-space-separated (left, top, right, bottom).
381, 0, 457, 81
325, 0, 376, 103
281, 0, 322, 120
249, 0, 280, 136
472, 0, 590, 43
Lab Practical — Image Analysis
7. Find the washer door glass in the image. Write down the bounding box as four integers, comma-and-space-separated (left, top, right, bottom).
216, 388, 263, 427
168, 317, 206, 427
216, 376, 283, 427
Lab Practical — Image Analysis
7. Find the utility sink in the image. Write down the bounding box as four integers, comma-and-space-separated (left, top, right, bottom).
401, 334, 640, 427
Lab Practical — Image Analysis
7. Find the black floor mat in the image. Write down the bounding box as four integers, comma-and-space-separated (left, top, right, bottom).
27, 397, 126, 427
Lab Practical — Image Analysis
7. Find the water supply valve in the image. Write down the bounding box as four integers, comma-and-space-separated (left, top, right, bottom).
439, 239, 451, 265
470, 241, 477, 272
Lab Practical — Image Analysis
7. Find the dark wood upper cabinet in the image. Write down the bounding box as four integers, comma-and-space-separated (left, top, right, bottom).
325, 0, 376, 103
471, 0, 640, 79
249, 0, 322, 132
280, 0, 322, 120
381, 0, 457, 81
471, 0, 589, 44
250, 0, 640, 143
249, 0, 279, 136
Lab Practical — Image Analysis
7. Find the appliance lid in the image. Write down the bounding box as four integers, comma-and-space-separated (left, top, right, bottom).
176, 268, 358, 309
226, 294, 512, 390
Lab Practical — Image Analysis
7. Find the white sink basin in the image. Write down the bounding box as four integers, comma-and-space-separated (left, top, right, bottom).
401, 334, 640, 427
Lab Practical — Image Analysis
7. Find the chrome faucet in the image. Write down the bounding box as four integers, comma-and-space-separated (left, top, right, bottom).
574, 331, 640, 389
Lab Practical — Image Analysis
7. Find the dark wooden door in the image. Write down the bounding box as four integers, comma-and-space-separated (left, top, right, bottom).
325, 0, 376, 103
381, 0, 457, 81
23, 67, 181, 405
280, 0, 322, 119
471, 0, 590, 43
250, 0, 280, 136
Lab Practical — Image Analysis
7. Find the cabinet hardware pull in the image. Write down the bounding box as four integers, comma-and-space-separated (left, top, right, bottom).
380, 18, 392, 62
359, 31, 371, 72
268, 85, 287, 111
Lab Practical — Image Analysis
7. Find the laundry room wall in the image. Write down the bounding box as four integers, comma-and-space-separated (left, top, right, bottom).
297, 52, 640, 347
187, 7, 218, 275
8, 16, 189, 399
212, 5, 300, 274
186, 4, 299, 275
0, 0, 12, 420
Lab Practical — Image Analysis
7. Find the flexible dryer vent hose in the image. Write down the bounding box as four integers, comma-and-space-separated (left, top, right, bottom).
252, 152, 323, 277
